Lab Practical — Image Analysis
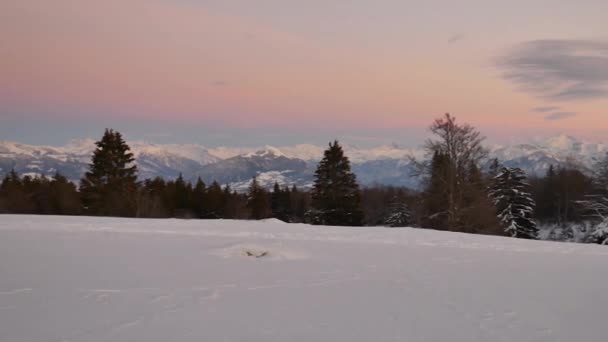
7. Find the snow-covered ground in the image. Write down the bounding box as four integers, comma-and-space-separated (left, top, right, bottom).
1, 215, 607, 342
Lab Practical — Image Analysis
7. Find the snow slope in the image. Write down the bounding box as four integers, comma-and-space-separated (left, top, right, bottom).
1, 215, 607, 341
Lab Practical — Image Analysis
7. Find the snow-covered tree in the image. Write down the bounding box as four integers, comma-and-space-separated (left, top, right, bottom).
593, 152, 608, 194
384, 197, 411, 227
488, 167, 538, 239
577, 196, 608, 244
581, 153, 608, 244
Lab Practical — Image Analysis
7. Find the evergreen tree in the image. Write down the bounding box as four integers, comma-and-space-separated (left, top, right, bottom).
384, 196, 411, 227
531, 165, 593, 225
191, 178, 206, 218
289, 185, 310, 223
309, 140, 363, 226
204, 181, 224, 218
138, 177, 168, 218
0, 171, 81, 215
48, 173, 81, 215
173, 174, 193, 217
23, 175, 50, 214
421, 151, 450, 229
488, 167, 538, 239
80, 129, 138, 217
247, 177, 270, 220
271, 182, 282, 216
270, 182, 291, 222
222, 185, 240, 219
0, 169, 32, 213
534, 165, 559, 222
555, 166, 594, 224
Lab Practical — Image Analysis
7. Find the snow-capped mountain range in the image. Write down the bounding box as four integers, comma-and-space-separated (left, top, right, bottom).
1, 135, 605, 191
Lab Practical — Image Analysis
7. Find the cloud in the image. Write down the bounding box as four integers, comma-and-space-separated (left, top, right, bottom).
448, 33, 464, 44
545, 111, 577, 121
531, 106, 560, 113
531, 106, 577, 120
498, 39, 608, 101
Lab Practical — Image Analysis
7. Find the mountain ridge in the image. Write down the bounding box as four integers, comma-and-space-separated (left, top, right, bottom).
1, 134, 606, 190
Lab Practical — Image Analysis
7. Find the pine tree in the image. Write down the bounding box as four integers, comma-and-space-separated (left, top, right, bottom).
270, 182, 292, 222
23, 175, 50, 214
173, 174, 193, 217
421, 151, 450, 229
534, 165, 558, 222
191, 178, 206, 218
48, 173, 81, 215
247, 177, 270, 220
204, 181, 224, 218
271, 182, 282, 217
309, 140, 363, 226
0, 169, 33, 213
289, 184, 309, 222
222, 185, 241, 219
488, 167, 538, 239
384, 196, 411, 227
137, 177, 168, 218
80, 129, 138, 217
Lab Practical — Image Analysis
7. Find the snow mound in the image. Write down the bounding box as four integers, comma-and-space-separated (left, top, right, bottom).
259, 218, 288, 224
209, 243, 310, 261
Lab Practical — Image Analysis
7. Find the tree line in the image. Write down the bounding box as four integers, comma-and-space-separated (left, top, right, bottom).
2, 117, 608, 244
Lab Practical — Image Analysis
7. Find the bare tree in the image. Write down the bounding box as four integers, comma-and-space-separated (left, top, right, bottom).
416, 113, 490, 230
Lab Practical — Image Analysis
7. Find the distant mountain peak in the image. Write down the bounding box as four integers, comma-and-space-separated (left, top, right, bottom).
3, 135, 608, 190
243, 146, 286, 158
539, 134, 582, 151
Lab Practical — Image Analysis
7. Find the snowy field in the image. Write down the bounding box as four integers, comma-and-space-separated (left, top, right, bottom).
1, 215, 608, 342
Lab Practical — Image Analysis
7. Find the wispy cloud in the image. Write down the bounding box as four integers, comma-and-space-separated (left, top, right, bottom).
497, 39, 608, 101
545, 111, 577, 121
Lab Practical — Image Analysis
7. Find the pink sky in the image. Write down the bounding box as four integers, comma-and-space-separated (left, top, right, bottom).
2, 0, 608, 145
